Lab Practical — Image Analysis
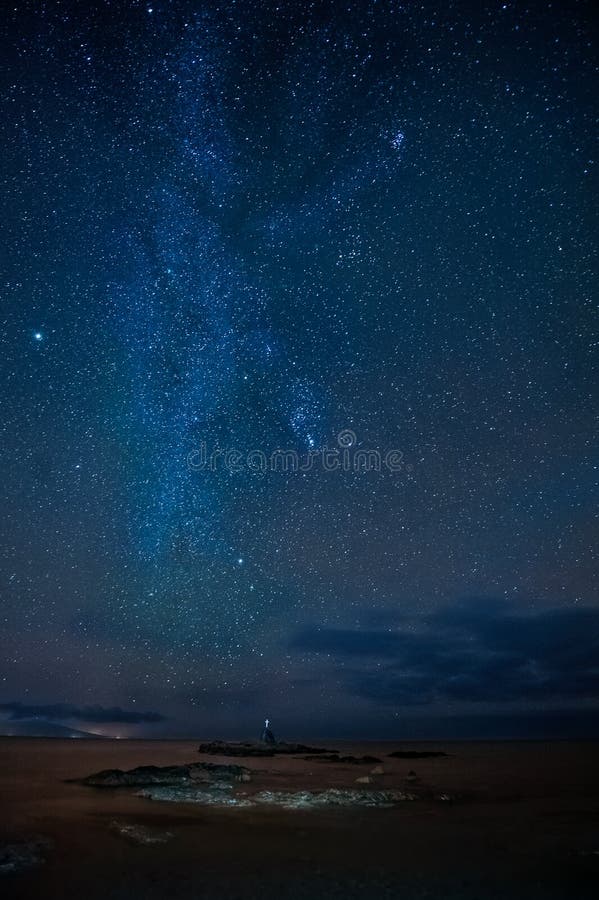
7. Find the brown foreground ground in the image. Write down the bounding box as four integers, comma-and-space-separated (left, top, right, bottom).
1, 738, 598, 899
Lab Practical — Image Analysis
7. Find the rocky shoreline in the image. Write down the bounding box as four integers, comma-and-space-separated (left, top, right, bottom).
72, 750, 458, 810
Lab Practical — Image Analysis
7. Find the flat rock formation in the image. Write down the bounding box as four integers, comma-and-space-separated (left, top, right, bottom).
0, 836, 53, 875
76, 761, 250, 787
197, 740, 332, 757
137, 785, 252, 807
138, 786, 419, 809
303, 753, 382, 764
387, 750, 448, 759
252, 788, 419, 808
109, 820, 174, 845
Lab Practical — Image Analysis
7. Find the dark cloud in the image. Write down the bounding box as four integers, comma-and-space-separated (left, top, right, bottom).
363, 709, 599, 741
290, 627, 409, 658
0, 702, 166, 724
290, 600, 599, 707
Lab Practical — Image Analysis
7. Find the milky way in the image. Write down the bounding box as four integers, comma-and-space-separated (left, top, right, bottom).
1, 1, 597, 738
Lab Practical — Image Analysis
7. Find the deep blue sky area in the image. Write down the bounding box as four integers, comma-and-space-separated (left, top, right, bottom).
0, 0, 597, 739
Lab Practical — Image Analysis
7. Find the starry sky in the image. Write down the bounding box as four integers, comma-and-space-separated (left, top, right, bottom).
1, 0, 597, 740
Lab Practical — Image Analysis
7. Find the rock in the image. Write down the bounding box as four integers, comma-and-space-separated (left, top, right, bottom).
355, 775, 372, 784
0, 837, 53, 875
198, 741, 276, 757
77, 761, 250, 787
303, 754, 382, 765
370, 765, 384, 775
198, 740, 333, 757
252, 789, 418, 809
110, 821, 173, 845
139, 787, 418, 809
138, 786, 253, 807
189, 762, 251, 784
387, 750, 448, 759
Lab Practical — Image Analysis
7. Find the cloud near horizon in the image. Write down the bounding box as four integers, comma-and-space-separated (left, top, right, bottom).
0, 702, 166, 724
290, 599, 599, 708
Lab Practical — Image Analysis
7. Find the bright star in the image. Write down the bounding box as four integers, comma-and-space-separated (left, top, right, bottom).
33, 331, 43, 341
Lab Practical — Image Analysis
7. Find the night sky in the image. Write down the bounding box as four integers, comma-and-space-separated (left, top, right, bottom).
1, 0, 597, 740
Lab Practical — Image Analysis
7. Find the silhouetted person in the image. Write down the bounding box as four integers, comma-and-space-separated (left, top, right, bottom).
260, 717, 276, 744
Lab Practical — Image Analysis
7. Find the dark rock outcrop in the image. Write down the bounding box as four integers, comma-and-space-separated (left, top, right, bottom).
0, 837, 53, 875
109, 820, 174, 845
303, 754, 382, 764
197, 740, 332, 757
138, 785, 252, 806
138, 786, 419, 808
76, 761, 250, 787
252, 788, 419, 808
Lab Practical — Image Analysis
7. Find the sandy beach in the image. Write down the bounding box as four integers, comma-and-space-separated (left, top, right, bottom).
1, 737, 598, 898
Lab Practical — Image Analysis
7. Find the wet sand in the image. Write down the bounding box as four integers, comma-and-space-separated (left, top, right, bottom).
1, 738, 598, 898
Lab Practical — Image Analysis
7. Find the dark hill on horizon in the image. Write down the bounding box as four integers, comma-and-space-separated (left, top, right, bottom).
0, 719, 104, 738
